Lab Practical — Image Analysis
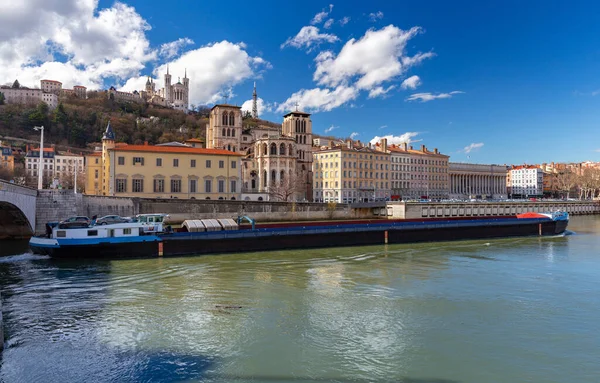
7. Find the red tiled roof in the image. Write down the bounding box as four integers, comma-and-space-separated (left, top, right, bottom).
110, 144, 242, 156
184, 138, 204, 142
87, 152, 102, 156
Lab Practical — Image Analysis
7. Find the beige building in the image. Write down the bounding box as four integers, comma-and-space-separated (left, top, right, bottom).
383, 142, 450, 200
449, 162, 508, 199
87, 122, 242, 199
0, 79, 86, 109
313, 141, 391, 203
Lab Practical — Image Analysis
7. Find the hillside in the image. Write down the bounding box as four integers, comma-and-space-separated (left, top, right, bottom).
0, 92, 210, 150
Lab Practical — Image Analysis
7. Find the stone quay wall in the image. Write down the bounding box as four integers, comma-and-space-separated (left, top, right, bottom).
34, 194, 370, 233
386, 201, 600, 219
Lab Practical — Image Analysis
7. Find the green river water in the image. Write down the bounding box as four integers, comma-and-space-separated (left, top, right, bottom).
0, 216, 599, 382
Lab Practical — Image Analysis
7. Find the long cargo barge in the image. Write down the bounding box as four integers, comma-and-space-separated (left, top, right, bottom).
29, 212, 569, 259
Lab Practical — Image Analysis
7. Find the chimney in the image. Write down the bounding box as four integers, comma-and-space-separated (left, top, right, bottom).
329, 140, 333, 149
409, 145, 413, 150
346, 139, 352, 149
368, 142, 372, 149
403, 142, 408, 151
421, 144, 426, 152
144, 141, 149, 146
434, 148, 439, 154
380, 138, 388, 153
357, 140, 361, 147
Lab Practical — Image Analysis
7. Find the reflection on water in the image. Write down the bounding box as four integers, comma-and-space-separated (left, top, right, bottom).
1, 216, 600, 383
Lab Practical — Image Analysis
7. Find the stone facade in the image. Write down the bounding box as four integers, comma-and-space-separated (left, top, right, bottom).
449, 162, 508, 199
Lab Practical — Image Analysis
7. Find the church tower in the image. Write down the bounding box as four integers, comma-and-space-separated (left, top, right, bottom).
282, 108, 313, 200
164, 65, 172, 106
182, 68, 189, 110
207, 105, 242, 153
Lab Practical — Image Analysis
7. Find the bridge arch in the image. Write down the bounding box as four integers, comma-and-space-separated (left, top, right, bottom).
0, 180, 37, 238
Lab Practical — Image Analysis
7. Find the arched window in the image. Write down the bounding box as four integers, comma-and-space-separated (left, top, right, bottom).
258, 197, 263, 201
222, 112, 228, 126
233, 146, 236, 152
222, 128, 226, 137
271, 170, 276, 185
280, 170, 285, 184
302, 120, 306, 133
226, 128, 230, 137
232, 129, 235, 137
270, 143, 277, 155
262, 143, 268, 156
251, 179, 256, 189
295, 119, 300, 132
228, 144, 231, 151
229, 113, 235, 126
289, 144, 293, 155
263, 170, 267, 187
280, 143, 286, 155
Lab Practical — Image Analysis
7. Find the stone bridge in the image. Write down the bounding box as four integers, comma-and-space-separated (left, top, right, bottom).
0, 180, 37, 239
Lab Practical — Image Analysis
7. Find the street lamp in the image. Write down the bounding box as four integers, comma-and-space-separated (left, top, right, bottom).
33, 126, 44, 190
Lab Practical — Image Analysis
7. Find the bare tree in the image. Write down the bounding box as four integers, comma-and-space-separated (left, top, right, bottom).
268, 172, 305, 202
555, 170, 577, 200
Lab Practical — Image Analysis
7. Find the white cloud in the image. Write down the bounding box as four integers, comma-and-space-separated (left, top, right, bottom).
241, 97, 271, 116
324, 19, 335, 29
401, 75, 421, 90
369, 11, 384, 21
276, 85, 359, 113
159, 38, 194, 59
379, 125, 387, 130
339, 16, 351, 26
281, 26, 339, 51
592, 90, 600, 96
0, 1, 155, 89
370, 132, 420, 145
350, 132, 359, 139
368, 85, 395, 98
123, 41, 270, 105
311, 4, 334, 25
313, 25, 434, 91
325, 125, 339, 133
463, 142, 484, 153
406, 91, 464, 102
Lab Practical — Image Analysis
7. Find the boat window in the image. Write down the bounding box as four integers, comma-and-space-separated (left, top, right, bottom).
87, 230, 98, 236
138, 216, 147, 223
56, 231, 66, 238
124, 228, 132, 235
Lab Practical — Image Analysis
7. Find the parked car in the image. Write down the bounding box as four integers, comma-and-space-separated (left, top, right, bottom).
58, 216, 91, 229
96, 215, 130, 225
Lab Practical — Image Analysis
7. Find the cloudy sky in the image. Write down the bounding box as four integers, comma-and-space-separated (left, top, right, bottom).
1, 0, 599, 164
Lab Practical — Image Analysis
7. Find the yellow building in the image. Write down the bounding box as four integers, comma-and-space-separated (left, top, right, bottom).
313, 141, 391, 203
86, 123, 242, 199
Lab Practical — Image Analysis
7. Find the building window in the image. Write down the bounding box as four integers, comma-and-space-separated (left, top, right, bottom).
219, 160, 224, 169
173, 159, 179, 167
191, 159, 196, 168
190, 179, 197, 193
118, 157, 125, 165
218, 180, 225, 193
95, 158, 99, 164
231, 161, 236, 169
153, 179, 164, 193
133, 157, 144, 165
116, 179, 127, 193
132, 179, 144, 193
230, 180, 237, 193
94, 169, 99, 179
205, 179, 212, 193
156, 158, 162, 166
171, 179, 181, 193
206, 160, 211, 168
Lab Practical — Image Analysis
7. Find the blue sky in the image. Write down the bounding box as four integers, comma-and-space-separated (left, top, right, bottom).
2, 0, 599, 164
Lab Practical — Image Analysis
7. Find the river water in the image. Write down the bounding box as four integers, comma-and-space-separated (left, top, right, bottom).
1, 216, 599, 383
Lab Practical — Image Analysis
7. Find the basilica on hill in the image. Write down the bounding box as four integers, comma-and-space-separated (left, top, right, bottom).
206, 84, 314, 201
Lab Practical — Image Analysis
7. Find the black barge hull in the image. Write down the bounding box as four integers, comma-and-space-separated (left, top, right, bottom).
34, 218, 568, 259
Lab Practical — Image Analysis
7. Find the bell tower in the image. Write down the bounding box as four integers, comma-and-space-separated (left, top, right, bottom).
282, 107, 313, 200
207, 105, 242, 153
164, 65, 172, 105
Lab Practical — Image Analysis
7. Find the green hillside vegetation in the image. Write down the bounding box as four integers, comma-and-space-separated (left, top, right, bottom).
0, 91, 210, 149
